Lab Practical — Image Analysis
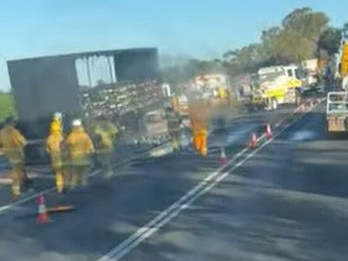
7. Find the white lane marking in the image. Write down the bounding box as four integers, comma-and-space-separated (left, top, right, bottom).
289, 130, 317, 141
0, 128, 217, 215
0, 144, 171, 216
97, 136, 269, 261
99, 146, 251, 261
0, 100, 318, 216
226, 123, 258, 144
97, 102, 320, 261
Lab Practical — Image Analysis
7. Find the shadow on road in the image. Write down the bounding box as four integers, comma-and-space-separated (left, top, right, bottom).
0, 146, 229, 261
126, 166, 348, 260
0, 106, 312, 261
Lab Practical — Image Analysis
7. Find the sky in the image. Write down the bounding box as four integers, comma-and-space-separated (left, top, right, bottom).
0, 0, 347, 90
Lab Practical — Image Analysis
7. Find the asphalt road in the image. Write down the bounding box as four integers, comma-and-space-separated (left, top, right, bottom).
116, 103, 348, 261
0, 103, 329, 261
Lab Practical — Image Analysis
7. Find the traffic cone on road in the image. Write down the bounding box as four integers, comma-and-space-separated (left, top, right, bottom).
37, 193, 50, 224
219, 147, 228, 165
249, 133, 258, 149
265, 124, 273, 139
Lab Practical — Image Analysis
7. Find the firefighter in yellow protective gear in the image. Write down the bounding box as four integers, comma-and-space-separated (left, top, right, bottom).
217, 87, 229, 107
46, 123, 65, 193
50, 112, 63, 136
170, 94, 180, 112
65, 119, 94, 189
165, 105, 183, 151
93, 116, 118, 178
0, 117, 28, 199
188, 101, 208, 156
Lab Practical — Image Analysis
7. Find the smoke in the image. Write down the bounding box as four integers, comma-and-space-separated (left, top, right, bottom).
159, 54, 193, 68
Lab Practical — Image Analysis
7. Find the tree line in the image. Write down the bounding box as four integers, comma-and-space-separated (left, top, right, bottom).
161, 7, 348, 85
0, 91, 16, 122
1, 7, 347, 120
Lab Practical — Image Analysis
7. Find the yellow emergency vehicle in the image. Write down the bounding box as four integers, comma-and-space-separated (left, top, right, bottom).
249, 65, 303, 110
194, 74, 229, 108
170, 95, 189, 116
339, 43, 348, 78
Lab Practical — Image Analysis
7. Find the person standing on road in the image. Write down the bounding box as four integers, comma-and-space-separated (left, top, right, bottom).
66, 119, 94, 189
93, 115, 118, 178
165, 105, 183, 152
188, 100, 209, 156
46, 123, 65, 193
50, 112, 64, 136
0, 117, 29, 199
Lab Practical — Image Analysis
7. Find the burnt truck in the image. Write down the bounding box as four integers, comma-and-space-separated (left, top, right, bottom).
7, 47, 168, 164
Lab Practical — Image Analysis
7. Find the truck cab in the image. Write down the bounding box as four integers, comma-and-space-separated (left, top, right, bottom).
251, 65, 303, 110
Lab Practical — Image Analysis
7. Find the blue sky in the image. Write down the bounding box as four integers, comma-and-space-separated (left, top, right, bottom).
0, 0, 347, 90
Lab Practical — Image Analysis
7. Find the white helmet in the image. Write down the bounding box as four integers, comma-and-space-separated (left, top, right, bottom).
53, 112, 62, 119
72, 119, 82, 127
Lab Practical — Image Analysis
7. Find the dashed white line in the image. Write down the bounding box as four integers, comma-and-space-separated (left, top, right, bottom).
97, 102, 320, 261
0, 127, 218, 215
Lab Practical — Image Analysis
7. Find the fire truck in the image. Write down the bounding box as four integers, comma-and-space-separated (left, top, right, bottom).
246, 65, 303, 110
193, 74, 230, 107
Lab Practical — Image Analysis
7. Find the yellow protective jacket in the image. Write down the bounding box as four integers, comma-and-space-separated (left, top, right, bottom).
170, 96, 180, 112
93, 122, 118, 150
66, 127, 94, 166
0, 125, 27, 164
50, 119, 63, 135
217, 87, 225, 99
46, 132, 64, 168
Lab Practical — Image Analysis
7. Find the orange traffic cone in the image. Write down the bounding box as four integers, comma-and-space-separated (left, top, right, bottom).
265, 124, 273, 139
219, 147, 228, 165
37, 193, 50, 224
249, 133, 258, 149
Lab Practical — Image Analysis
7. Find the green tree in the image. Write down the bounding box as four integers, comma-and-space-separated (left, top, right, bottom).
342, 22, 348, 40
261, 26, 282, 59
222, 43, 264, 74
0, 91, 16, 122
161, 7, 342, 85
273, 28, 314, 62
258, 7, 330, 64
317, 27, 342, 56
282, 7, 329, 41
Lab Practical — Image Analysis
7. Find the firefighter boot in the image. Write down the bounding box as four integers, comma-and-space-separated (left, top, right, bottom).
69, 170, 79, 190
11, 174, 21, 200
171, 137, 180, 152
55, 170, 64, 193
77, 166, 89, 187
